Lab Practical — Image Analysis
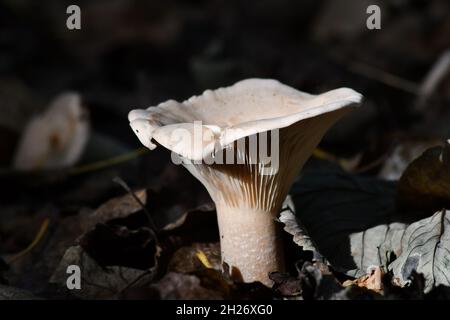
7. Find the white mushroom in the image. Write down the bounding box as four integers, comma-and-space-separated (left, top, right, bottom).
13, 92, 90, 171
129, 79, 362, 286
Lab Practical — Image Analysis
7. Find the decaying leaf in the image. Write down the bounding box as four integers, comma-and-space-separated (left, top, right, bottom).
279, 196, 318, 253
397, 140, 450, 216
50, 246, 155, 299
283, 166, 450, 295
13, 92, 90, 171
282, 162, 402, 277
80, 189, 147, 231
48, 193, 220, 299
269, 272, 303, 298
270, 261, 350, 300
343, 266, 384, 294
48, 190, 162, 299
389, 210, 450, 293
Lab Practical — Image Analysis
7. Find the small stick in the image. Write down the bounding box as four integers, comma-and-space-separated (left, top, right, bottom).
417, 50, 450, 110
348, 61, 419, 94
112, 177, 159, 236
69, 147, 148, 175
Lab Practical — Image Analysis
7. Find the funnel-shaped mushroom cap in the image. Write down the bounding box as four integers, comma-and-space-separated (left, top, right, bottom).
129, 79, 361, 162
129, 78, 362, 209
129, 78, 362, 285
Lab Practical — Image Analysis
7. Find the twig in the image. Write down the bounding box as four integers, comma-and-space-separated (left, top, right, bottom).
112, 176, 159, 235
329, 51, 420, 94
417, 50, 450, 110
348, 61, 420, 94
353, 152, 390, 174
69, 147, 148, 175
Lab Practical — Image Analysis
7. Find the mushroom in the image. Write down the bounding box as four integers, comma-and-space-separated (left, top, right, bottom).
129, 79, 362, 286
13, 92, 89, 171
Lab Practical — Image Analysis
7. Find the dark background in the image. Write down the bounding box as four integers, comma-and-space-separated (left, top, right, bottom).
0, 0, 449, 299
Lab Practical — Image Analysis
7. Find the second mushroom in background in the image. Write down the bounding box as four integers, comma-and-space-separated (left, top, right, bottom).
13, 93, 90, 171
129, 79, 362, 286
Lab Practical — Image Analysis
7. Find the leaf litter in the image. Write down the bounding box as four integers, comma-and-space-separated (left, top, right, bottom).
1, 0, 450, 300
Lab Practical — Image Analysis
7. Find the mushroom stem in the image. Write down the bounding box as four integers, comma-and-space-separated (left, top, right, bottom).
216, 203, 284, 286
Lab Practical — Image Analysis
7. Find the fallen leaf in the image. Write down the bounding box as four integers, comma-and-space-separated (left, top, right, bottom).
270, 261, 345, 300
50, 246, 155, 299
80, 189, 147, 231
282, 161, 403, 277
383, 270, 425, 300
269, 272, 302, 298
389, 210, 450, 293
397, 140, 450, 217
343, 266, 384, 293
279, 199, 320, 256
284, 171, 450, 295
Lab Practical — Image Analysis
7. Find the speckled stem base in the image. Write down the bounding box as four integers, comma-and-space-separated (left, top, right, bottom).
216, 204, 284, 287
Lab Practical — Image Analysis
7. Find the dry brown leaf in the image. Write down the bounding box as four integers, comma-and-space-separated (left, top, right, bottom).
80, 189, 147, 231
397, 139, 450, 217
50, 246, 155, 299
343, 266, 384, 294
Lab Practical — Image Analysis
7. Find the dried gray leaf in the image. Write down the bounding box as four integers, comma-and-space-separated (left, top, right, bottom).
279, 205, 317, 253
50, 246, 154, 299
282, 163, 402, 277
347, 222, 406, 277
284, 166, 450, 293
282, 208, 407, 277
389, 210, 450, 293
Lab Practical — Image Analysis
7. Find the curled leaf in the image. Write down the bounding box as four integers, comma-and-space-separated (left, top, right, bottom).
397, 140, 450, 217
390, 210, 450, 293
